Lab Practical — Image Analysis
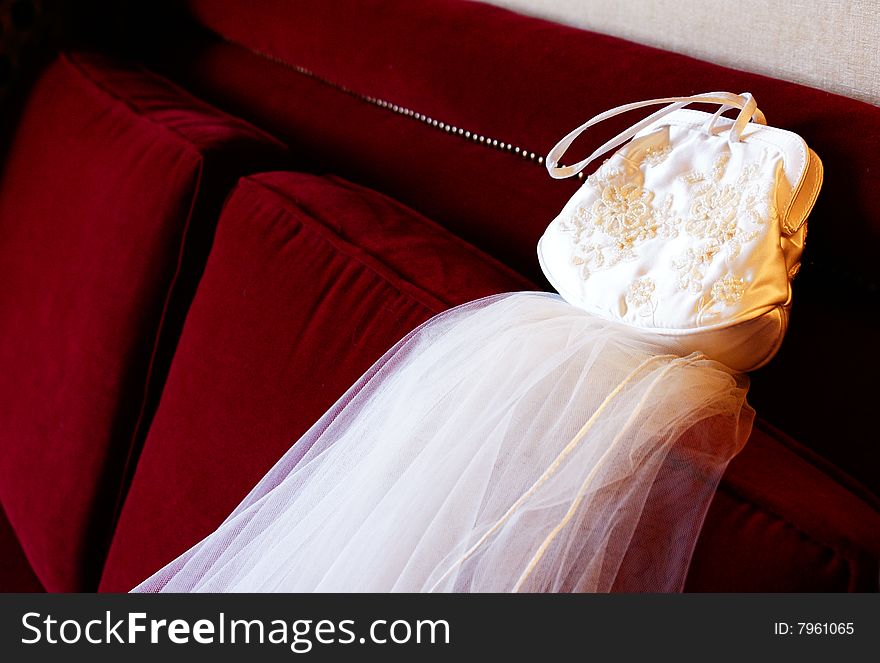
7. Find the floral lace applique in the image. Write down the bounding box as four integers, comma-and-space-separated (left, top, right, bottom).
558, 151, 770, 319
672, 242, 721, 293
654, 194, 681, 239
679, 153, 771, 261
626, 276, 656, 307
697, 274, 747, 322
642, 145, 671, 167
624, 276, 657, 319
711, 274, 746, 305
561, 168, 673, 280
592, 179, 654, 245
669, 152, 774, 305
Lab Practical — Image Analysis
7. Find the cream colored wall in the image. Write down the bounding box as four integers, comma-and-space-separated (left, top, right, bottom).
477, 0, 880, 106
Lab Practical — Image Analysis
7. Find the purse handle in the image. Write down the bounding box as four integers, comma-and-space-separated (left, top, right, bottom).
546, 92, 766, 179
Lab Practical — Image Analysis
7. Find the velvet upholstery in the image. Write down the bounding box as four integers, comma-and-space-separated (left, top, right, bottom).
686, 422, 880, 591
0, 0, 876, 594
0, 505, 43, 593
142, 0, 880, 497
99, 172, 535, 591
0, 52, 283, 592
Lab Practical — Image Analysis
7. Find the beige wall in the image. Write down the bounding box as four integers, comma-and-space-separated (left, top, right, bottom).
477, 0, 880, 106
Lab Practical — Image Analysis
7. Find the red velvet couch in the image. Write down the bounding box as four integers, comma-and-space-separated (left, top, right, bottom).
0, 0, 878, 593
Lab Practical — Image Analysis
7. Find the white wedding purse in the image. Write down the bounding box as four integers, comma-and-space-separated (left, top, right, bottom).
540, 92, 822, 371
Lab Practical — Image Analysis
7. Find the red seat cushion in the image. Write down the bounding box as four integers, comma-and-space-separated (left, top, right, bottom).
0, 52, 283, 592
148, 0, 880, 499
98, 172, 535, 591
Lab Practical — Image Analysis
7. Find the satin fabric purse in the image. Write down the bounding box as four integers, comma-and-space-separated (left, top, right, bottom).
540, 92, 823, 371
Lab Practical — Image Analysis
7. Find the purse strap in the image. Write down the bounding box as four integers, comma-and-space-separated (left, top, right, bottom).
546, 92, 766, 179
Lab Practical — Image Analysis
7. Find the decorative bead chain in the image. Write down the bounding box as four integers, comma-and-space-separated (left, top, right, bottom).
214, 37, 878, 293
224, 37, 585, 180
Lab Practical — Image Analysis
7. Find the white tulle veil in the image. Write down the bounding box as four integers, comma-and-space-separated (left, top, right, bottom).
133, 292, 753, 593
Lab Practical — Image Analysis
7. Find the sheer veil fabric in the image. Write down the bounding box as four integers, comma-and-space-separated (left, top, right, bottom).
134, 293, 753, 593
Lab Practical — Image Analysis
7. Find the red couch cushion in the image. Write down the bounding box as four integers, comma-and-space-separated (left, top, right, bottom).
0, 52, 283, 592
147, 0, 880, 498
98, 172, 535, 591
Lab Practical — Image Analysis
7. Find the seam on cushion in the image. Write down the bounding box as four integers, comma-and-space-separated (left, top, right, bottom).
752, 418, 880, 512
255, 175, 534, 297
322, 175, 536, 292
242, 177, 463, 315
59, 53, 203, 161
715, 480, 864, 568
103, 160, 207, 577
715, 482, 865, 590
61, 52, 285, 151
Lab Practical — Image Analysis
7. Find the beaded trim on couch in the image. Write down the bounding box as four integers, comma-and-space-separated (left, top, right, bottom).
222, 37, 586, 181
220, 36, 880, 292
